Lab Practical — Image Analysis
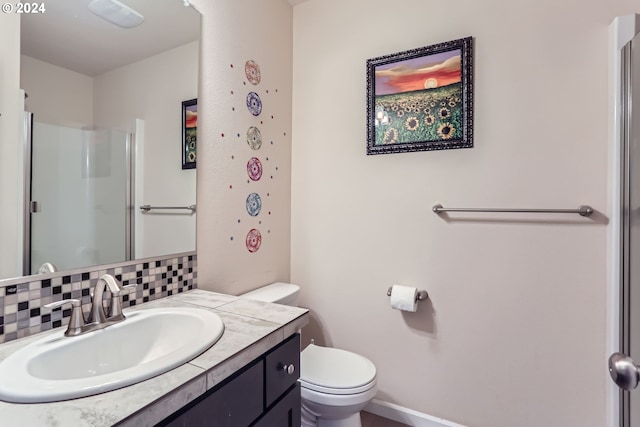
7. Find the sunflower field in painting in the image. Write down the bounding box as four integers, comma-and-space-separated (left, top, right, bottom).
374, 82, 462, 146
185, 126, 197, 163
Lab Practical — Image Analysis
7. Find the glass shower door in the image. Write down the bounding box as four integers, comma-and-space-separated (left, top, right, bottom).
29, 122, 130, 274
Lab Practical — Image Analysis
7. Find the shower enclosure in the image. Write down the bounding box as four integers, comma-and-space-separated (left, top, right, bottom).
22, 113, 134, 275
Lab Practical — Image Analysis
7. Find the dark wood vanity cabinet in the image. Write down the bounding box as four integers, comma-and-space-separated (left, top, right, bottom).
253, 383, 300, 427
158, 333, 301, 427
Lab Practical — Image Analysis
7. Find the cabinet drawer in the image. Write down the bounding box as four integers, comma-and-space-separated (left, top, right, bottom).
161, 360, 264, 427
264, 333, 300, 407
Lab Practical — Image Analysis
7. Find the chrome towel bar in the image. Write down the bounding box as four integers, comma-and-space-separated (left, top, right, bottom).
140, 204, 196, 213
432, 204, 594, 217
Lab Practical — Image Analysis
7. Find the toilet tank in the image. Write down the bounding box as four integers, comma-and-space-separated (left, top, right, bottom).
240, 282, 300, 306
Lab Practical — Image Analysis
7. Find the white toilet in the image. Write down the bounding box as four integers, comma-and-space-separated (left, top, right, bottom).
241, 282, 377, 427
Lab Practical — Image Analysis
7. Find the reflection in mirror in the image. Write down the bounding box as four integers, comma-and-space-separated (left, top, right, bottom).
0, 0, 200, 281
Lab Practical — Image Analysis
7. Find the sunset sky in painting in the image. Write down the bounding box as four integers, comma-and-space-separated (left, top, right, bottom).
375, 49, 461, 96
185, 106, 197, 128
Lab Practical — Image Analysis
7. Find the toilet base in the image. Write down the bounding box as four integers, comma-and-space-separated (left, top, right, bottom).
302, 389, 370, 427
302, 404, 362, 427
317, 412, 361, 427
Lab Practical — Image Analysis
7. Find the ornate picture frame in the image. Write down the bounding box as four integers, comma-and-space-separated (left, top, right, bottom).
366, 37, 473, 155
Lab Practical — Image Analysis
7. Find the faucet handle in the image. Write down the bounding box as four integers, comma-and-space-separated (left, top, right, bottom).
43, 299, 86, 337
117, 283, 138, 295
109, 283, 137, 320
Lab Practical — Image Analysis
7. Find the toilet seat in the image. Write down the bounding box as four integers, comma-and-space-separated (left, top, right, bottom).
299, 378, 376, 395
300, 344, 377, 396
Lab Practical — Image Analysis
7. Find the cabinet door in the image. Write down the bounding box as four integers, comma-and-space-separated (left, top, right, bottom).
253, 383, 301, 427
160, 360, 264, 427
264, 334, 300, 407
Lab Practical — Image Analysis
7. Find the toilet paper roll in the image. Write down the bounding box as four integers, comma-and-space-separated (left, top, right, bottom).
389, 284, 418, 312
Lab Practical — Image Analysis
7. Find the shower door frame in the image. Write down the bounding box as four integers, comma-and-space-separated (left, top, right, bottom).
21, 112, 33, 276
609, 14, 640, 427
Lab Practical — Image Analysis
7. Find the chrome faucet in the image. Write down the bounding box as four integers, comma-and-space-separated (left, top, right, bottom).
43, 274, 136, 337
87, 274, 126, 324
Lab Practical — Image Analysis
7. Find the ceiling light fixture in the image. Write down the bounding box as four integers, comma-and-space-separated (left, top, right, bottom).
88, 0, 144, 29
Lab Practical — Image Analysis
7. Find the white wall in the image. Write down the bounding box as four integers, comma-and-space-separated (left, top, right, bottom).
0, 13, 22, 279
20, 55, 94, 128
192, 0, 293, 294
93, 41, 198, 258
290, 1, 625, 426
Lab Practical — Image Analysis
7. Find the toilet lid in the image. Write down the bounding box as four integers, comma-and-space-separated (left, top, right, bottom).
300, 344, 376, 391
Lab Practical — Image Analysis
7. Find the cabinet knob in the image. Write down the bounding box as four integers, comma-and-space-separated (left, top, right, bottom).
282, 364, 295, 375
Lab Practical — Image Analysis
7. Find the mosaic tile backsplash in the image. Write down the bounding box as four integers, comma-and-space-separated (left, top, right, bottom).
0, 253, 197, 344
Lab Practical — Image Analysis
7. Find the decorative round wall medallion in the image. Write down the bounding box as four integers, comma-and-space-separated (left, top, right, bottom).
246, 126, 262, 150
245, 60, 261, 85
246, 228, 262, 253
246, 193, 262, 217
246, 92, 262, 116
247, 157, 263, 181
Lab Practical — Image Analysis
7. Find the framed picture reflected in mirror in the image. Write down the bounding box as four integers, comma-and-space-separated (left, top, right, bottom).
182, 98, 197, 169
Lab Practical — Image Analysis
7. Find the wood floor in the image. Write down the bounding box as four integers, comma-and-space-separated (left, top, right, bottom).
361, 411, 411, 427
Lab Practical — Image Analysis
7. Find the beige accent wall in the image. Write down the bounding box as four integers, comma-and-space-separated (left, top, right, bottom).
192, 0, 293, 295
290, 1, 623, 426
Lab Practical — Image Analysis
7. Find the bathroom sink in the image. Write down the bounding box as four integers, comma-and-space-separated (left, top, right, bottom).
0, 307, 224, 403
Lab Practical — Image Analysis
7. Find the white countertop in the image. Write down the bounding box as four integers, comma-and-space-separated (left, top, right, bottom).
0, 289, 309, 426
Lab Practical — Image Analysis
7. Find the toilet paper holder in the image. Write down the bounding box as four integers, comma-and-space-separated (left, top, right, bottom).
386, 287, 429, 302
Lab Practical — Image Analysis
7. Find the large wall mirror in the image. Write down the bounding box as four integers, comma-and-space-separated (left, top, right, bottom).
0, 0, 200, 281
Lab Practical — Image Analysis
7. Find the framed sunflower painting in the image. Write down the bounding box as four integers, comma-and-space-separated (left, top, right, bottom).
366, 37, 473, 155
182, 98, 197, 169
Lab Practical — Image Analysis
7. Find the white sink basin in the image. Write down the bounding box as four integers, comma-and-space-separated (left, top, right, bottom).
0, 307, 224, 403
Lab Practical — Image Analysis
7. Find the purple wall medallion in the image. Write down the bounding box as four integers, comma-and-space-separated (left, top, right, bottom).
246, 92, 262, 116
247, 157, 263, 181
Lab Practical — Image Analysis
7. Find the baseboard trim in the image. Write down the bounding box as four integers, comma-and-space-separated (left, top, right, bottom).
364, 399, 467, 427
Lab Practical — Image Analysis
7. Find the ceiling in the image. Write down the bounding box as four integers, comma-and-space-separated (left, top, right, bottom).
20, 0, 200, 77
